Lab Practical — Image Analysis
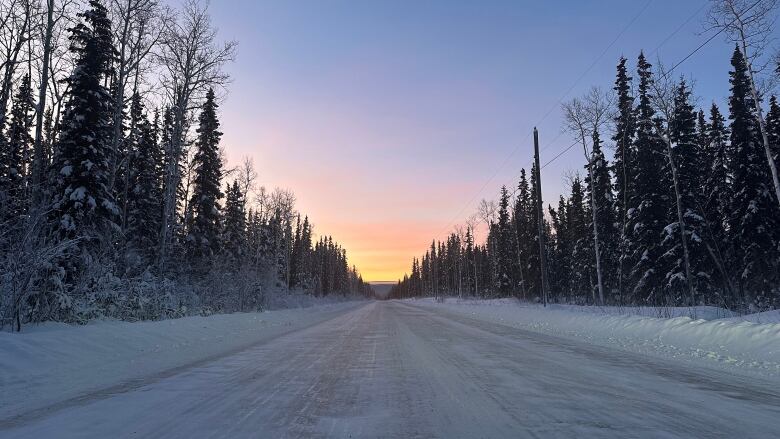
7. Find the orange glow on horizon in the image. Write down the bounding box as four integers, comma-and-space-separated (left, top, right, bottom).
311, 220, 446, 282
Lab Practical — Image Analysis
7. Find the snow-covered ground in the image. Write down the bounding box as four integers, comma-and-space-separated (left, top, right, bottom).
725, 309, 780, 324
409, 298, 780, 379
2, 301, 779, 438
0, 301, 362, 421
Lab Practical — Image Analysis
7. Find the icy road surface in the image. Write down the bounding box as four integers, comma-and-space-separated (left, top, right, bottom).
2, 301, 779, 438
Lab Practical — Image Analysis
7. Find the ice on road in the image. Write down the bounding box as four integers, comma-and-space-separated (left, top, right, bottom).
2, 301, 779, 438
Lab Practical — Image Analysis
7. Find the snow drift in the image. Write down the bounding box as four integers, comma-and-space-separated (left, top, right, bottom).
0, 302, 360, 421
408, 298, 780, 379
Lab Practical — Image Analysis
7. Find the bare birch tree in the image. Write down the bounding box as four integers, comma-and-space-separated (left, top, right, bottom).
155, 0, 236, 270
650, 66, 697, 308
238, 156, 257, 210
31, 0, 54, 196
708, 0, 780, 208
562, 86, 612, 305
106, 0, 168, 191
0, 0, 35, 128
31, 0, 79, 200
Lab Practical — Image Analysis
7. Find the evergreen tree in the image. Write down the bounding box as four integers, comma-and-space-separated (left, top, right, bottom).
662, 79, 712, 304
766, 96, 780, 172
702, 104, 730, 245
113, 81, 132, 232
528, 163, 545, 298
612, 56, 636, 231
159, 106, 186, 264
625, 52, 671, 305
298, 216, 313, 288
0, 0, 375, 327
612, 57, 636, 303
42, 107, 55, 170
126, 94, 163, 259
513, 169, 533, 298
186, 89, 224, 262
107, 75, 130, 203
727, 46, 779, 307
568, 176, 591, 302
222, 180, 245, 264
495, 186, 514, 295
49, 0, 117, 242
0, 74, 34, 220
288, 214, 302, 288
766, 96, 780, 262
464, 226, 475, 295
429, 241, 438, 296
548, 196, 571, 299
586, 129, 619, 300
696, 104, 734, 302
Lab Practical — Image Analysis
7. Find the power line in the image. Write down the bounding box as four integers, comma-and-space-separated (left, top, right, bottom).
536, 0, 763, 174
542, 139, 580, 170
538, 0, 654, 126
431, 0, 655, 240
510, 2, 709, 189
428, 0, 757, 246
650, 2, 709, 56
662, 0, 761, 79
504, 130, 568, 200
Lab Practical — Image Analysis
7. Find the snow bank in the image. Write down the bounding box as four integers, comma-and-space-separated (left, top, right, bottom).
548, 303, 736, 319
409, 298, 780, 379
725, 309, 780, 324
0, 301, 361, 420
433, 299, 737, 320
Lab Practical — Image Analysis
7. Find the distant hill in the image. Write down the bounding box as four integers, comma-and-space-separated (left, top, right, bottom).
369, 282, 396, 298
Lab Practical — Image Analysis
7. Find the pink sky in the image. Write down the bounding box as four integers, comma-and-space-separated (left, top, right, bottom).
211, 0, 734, 281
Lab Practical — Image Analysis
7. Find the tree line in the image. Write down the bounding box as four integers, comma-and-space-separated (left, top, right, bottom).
389, 1, 780, 312
0, 0, 372, 331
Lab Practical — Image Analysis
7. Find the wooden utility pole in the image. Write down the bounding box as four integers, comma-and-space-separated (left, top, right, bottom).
533, 128, 549, 307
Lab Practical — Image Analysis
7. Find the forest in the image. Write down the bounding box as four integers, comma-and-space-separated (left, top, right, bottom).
389, 4, 780, 313
0, 0, 372, 332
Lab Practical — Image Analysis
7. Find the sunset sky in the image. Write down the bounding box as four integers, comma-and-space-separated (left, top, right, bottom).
208, 0, 741, 281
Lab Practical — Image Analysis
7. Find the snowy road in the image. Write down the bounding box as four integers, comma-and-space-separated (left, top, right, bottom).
2, 301, 779, 438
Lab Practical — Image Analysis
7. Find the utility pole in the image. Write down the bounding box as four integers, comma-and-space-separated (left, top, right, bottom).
533, 128, 549, 307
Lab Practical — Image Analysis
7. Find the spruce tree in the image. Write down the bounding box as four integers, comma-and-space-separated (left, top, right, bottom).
0, 74, 35, 220
115, 87, 134, 232
696, 104, 735, 301
186, 89, 224, 262
624, 52, 671, 305
568, 176, 591, 302
222, 180, 246, 264
126, 94, 163, 260
289, 214, 302, 288
50, 0, 117, 242
612, 56, 636, 231
513, 169, 533, 298
662, 79, 712, 304
548, 196, 571, 299
42, 107, 54, 170
586, 129, 619, 300
464, 226, 475, 295
766, 96, 780, 262
527, 164, 544, 297
495, 186, 514, 295
429, 241, 438, 296
703, 104, 730, 243
727, 47, 779, 307
767, 95, 780, 191
612, 56, 636, 303
298, 216, 313, 288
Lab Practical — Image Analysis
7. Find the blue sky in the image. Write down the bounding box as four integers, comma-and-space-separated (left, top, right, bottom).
205, 0, 758, 280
